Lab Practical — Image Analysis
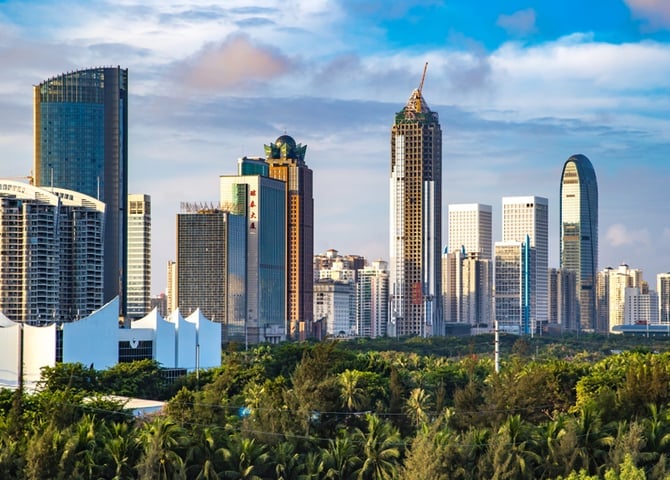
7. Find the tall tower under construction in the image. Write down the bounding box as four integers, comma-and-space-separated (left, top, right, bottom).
389, 65, 442, 337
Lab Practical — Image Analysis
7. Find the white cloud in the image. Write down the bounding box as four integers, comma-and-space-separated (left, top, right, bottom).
605, 223, 650, 248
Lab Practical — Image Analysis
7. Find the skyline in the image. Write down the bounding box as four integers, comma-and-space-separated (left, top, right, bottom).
0, 1, 669, 294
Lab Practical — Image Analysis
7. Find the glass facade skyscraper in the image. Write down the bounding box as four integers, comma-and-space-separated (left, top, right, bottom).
220, 159, 287, 344
34, 66, 128, 316
560, 154, 598, 332
176, 207, 246, 344
389, 82, 442, 337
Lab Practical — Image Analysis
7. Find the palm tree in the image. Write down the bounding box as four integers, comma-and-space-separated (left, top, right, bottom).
185, 427, 226, 480
353, 414, 401, 480
404, 388, 433, 428
300, 450, 324, 480
571, 403, 614, 476
339, 369, 367, 413
641, 403, 670, 459
103, 421, 139, 480
273, 441, 304, 480
58, 414, 101, 479
322, 432, 361, 479
221, 435, 269, 480
489, 414, 540, 480
136, 417, 187, 480
535, 415, 568, 479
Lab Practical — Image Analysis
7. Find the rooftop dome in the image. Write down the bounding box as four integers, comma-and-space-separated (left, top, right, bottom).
275, 135, 296, 149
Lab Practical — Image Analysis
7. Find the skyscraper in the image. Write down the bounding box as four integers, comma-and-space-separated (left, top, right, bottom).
389, 71, 442, 337
34, 67, 128, 316
220, 157, 287, 344
560, 154, 598, 332
265, 136, 313, 340
176, 206, 246, 343
127, 194, 151, 319
448, 203, 492, 260
502, 196, 548, 334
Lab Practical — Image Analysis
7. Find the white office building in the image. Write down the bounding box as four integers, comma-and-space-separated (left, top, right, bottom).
127, 194, 151, 319
502, 196, 548, 334
448, 203, 492, 260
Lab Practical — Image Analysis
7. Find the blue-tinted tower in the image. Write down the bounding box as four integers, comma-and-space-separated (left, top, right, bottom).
560, 154, 598, 332
34, 67, 128, 316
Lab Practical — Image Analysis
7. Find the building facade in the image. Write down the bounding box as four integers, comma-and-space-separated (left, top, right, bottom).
166, 260, 177, 316
548, 268, 578, 330
356, 260, 389, 338
448, 203, 492, 260
624, 287, 659, 326
658, 273, 670, 325
314, 279, 355, 337
560, 154, 598, 332
0, 180, 105, 323
176, 206, 246, 343
220, 157, 287, 344
34, 67, 128, 316
502, 196, 548, 334
494, 239, 534, 335
442, 249, 462, 324
444, 203, 493, 330
389, 81, 442, 337
598, 264, 643, 332
265, 136, 314, 340
127, 194, 151, 319
461, 254, 492, 328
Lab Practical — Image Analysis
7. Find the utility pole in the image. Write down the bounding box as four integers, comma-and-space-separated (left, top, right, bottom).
494, 319, 500, 374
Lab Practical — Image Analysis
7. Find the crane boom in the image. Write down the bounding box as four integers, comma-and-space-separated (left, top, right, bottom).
418, 62, 428, 95
415, 62, 428, 112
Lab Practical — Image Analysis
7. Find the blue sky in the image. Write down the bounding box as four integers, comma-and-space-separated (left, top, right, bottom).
0, 0, 669, 294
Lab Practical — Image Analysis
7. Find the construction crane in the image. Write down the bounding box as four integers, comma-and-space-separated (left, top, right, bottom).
4, 174, 34, 185
415, 62, 428, 113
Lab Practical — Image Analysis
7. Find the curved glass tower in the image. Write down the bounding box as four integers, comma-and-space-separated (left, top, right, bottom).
560, 154, 598, 332
34, 67, 128, 316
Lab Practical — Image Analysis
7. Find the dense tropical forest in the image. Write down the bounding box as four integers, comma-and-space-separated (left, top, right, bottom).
1, 333, 670, 479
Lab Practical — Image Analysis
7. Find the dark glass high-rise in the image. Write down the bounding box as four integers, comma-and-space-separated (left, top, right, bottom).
560, 154, 598, 332
34, 67, 128, 317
